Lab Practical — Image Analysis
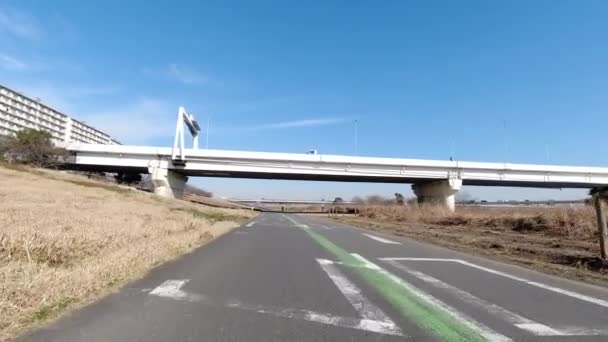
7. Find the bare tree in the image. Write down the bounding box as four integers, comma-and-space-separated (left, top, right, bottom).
351, 196, 364, 204
366, 195, 385, 205
394, 193, 405, 205
0, 129, 67, 168
455, 190, 475, 204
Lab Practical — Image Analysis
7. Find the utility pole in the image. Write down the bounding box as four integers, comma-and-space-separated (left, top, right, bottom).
450, 139, 455, 161
593, 190, 608, 260
503, 119, 509, 162
206, 117, 210, 149
354, 119, 358, 156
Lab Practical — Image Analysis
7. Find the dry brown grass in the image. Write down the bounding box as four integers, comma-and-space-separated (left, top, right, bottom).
358, 205, 598, 240
334, 204, 608, 287
0, 165, 256, 340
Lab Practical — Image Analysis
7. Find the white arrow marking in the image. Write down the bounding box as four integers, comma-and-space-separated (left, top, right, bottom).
149, 279, 404, 336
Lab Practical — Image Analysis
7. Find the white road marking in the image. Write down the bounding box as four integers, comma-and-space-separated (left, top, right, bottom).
149, 279, 189, 299
149, 279, 403, 336
381, 257, 458, 261
559, 327, 608, 335
149, 279, 205, 302
226, 299, 403, 336
316, 258, 402, 336
383, 259, 564, 336
318, 225, 333, 230
245, 221, 256, 227
380, 257, 608, 309
514, 324, 563, 336
316, 259, 372, 269
362, 233, 401, 245
351, 254, 513, 342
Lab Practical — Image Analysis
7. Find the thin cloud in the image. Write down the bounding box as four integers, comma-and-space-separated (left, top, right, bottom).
215, 118, 351, 134
211, 117, 352, 136
0, 7, 41, 40
142, 64, 208, 85
257, 118, 350, 129
81, 98, 178, 144
69, 85, 122, 97
5, 78, 173, 145
167, 63, 208, 85
0, 54, 28, 71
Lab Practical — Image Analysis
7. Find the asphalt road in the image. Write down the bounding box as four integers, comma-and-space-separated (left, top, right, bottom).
21, 213, 608, 341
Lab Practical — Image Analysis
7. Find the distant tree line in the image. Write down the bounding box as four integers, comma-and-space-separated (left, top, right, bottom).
337, 191, 478, 206
344, 193, 413, 206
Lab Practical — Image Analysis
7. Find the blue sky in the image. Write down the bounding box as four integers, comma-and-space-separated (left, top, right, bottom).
2, 0, 607, 200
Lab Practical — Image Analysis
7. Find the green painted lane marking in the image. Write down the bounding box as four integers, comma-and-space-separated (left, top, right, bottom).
282, 215, 503, 341
305, 227, 486, 341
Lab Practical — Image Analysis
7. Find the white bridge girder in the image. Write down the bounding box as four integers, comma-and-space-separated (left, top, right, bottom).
66, 144, 608, 190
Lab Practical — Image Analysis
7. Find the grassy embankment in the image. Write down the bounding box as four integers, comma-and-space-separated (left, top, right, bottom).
0, 165, 256, 340
332, 204, 608, 287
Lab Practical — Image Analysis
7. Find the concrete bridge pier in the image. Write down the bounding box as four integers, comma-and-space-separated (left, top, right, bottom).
149, 167, 188, 199
412, 179, 462, 212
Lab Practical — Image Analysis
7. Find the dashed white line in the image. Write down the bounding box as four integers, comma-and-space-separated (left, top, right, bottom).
381, 257, 457, 261
383, 259, 564, 336
380, 257, 608, 309
362, 233, 401, 245
456, 259, 608, 309
245, 221, 256, 227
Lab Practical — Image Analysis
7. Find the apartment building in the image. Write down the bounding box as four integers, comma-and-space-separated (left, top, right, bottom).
0, 84, 119, 145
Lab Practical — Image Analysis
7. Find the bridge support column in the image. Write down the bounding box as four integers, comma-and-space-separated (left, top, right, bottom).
149, 167, 188, 199
412, 179, 462, 212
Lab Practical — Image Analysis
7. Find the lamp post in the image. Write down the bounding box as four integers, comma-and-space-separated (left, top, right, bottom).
206, 117, 210, 149
354, 119, 358, 156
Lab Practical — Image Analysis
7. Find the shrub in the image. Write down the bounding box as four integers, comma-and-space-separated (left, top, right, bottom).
184, 185, 213, 198
114, 172, 143, 185
0, 129, 67, 168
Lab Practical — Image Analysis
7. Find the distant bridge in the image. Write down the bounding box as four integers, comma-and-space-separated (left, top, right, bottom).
63, 107, 608, 211
66, 144, 608, 211
229, 198, 353, 205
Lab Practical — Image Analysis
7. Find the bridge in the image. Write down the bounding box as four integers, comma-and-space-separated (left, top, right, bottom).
229, 198, 353, 205
63, 107, 608, 211
65, 144, 608, 211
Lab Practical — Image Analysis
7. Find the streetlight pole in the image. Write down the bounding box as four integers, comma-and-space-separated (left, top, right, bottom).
206, 117, 210, 149
503, 119, 509, 162
354, 119, 358, 156
450, 139, 455, 161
